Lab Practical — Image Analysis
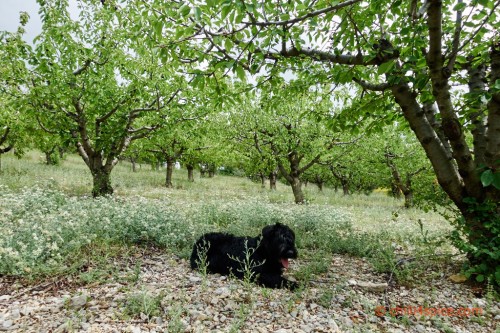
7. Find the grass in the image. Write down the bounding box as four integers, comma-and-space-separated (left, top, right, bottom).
0, 150, 454, 286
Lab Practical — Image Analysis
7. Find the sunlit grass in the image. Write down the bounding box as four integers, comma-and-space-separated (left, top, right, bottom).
0, 150, 454, 283
0, 150, 449, 234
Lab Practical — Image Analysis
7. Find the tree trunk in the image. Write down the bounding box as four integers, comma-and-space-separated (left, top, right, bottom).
187, 164, 195, 182
341, 179, 349, 196
403, 191, 413, 208
290, 178, 305, 204
200, 165, 207, 178
466, 63, 488, 167
315, 175, 323, 191
391, 181, 402, 199
275, 151, 307, 204
259, 172, 266, 188
208, 163, 216, 178
269, 171, 277, 190
165, 157, 174, 188
45, 151, 53, 165
92, 169, 113, 197
330, 166, 350, 195
316, 181, 323, 192
131, 158, 137, 172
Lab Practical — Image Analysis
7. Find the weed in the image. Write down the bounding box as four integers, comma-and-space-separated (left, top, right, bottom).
122, 288, 164, 320
317, 288, 334, 308
229, 303, 251, 333
228, 238, 264, 301
166, 302, 186, 333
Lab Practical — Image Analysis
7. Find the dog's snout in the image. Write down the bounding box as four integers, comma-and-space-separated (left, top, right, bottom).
286, 249, 297, 258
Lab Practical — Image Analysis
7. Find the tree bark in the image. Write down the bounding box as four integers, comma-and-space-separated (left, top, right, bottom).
45, 151, 54, 165
391, 181, 402, 199
200, 164, 207, 178
0, 127, 13, 170
208, 163, 216, 178
330, 166, 350, 195
131, 158, 137, 172
165, 157, 175, 188
486, 41, 500, 171
187, 164, 195, 182
314, 175, 324, 192
390, 81, 467, 208
276, 152, 305, 204
259, 172, 266, 188
426, 0, 481, 200
290, 178, 305, 204
91, 168, 113, 197
466, 62, 488, 167
316, 181, 323, 192
341, 180, 349, 196
269, 170, 277, 190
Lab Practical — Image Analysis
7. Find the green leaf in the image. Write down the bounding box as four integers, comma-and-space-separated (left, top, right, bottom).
179, 4, 190, 17
476, 274, 484, 283
453, 2, 467, 11
224, 39, 234, 52
480, 169, 494, 187
477, 0, 492, 8
153, 21, 163, 37
378, 60, 395, 75
194, 7, 202, 21
221, 4, 232, 21
492, 173, 500, 190
235, 65, 246, 81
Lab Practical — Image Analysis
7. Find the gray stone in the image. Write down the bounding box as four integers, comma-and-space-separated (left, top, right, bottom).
1, 320, 13, 329
71, 293, 88, 309
473, 298, 486, 308
415, 324, 426, 333
300, 324, 313, 333
357, 281, 388, 292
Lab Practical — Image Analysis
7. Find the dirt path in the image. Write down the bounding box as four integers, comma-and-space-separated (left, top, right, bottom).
0, 251, 498, 332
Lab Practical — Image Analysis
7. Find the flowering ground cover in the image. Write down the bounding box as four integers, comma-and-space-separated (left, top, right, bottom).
0, 153, 498, 332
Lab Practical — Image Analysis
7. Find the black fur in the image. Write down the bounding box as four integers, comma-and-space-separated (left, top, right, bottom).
190, 223, 298, 290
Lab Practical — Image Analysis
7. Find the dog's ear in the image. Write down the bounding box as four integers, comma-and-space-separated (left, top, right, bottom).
262, 224, 276, 238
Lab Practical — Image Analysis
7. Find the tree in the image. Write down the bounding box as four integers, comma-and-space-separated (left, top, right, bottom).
226, 91, 279, 189
0, 13, 32, 171
145, 0, 500, 282
25, 0, 191, 196
232, 84, 344, 203
146, 117, 204, 188
384, 146, 426, 208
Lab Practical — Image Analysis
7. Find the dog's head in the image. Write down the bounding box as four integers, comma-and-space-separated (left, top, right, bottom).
261, 223, 298, 269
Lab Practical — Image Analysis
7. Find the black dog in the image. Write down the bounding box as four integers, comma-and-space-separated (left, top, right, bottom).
190, 223, 298, 290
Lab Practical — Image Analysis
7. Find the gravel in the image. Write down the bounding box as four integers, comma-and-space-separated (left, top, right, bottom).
0, 251, 498, 332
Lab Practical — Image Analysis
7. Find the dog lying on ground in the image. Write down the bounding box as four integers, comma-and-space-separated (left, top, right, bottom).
190, 223, 298, 290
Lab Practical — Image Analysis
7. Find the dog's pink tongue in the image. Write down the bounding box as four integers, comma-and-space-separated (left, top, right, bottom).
281, 258, 289, 269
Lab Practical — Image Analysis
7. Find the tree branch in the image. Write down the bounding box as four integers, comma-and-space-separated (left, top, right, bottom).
426, 0, 479, 198
445, 0, 463, 73
352, 77, 390, 91
242, 0, 362, 26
